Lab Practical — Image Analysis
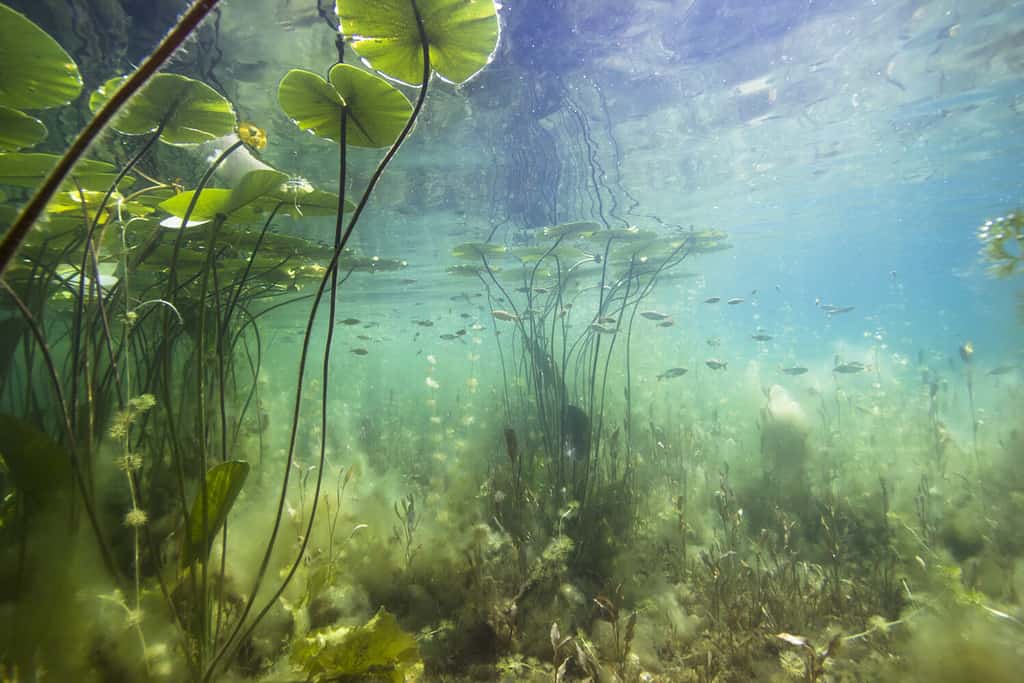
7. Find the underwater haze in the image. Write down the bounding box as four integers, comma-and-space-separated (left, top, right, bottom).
1, 0, 1023, 681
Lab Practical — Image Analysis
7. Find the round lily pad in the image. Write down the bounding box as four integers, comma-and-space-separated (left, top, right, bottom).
337, 0, 499, 85
278, 64, 412, 148
0, 152, 134, 192
90, 73, 236, 145
0, 4, 82, 110
0, 106, 47, 151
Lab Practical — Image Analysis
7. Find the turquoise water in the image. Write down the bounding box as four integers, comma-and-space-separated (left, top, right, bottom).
1, 1, 1023, 681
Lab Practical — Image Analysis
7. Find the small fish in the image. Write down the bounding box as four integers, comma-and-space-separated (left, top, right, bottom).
534, 287, 549, 294
399, 278, 417, 285
657, 367, 688, 380
988, 366, 1017, 375
706, 337, 721, 347
822, 304, 854, 315
641, 310, 670, 321
780, 366, 808, 376
596, 315, 617, 324
338, 318, 361, 325
350, 348, 368, 356
440, 334, 458, 340
589, 323, 618, 334
455, 329, 467, 336
751, 333, 773, 342
460, 313, 472, 319
357, 334, 372, 341
414, 319, 434, 327
658, 319, 675, 328
833, 361, 866, 374
492, 309, 519, 322
705, 359, 728, 370
704, 297, 721, 304
727, 298, 744, 305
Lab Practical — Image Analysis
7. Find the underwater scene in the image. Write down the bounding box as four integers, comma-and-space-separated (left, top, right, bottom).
1, 0, 1023, 680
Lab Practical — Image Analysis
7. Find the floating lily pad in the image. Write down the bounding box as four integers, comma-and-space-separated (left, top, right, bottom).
0, 106, 47, 151
161, 171, 355, 226
0, 152, 134, 192
451, 241, 506, 259
278, 64, 412, 148
542, 220, 601, 239
0, 5, 82, 110
337, 0, 499, 85
90, 73, 236, 146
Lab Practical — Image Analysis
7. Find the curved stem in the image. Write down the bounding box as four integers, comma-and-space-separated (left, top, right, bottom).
204, 6, 434, 677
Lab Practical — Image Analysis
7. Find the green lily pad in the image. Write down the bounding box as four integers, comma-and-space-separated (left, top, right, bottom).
278, 64, 412, 148
0, 152, 134, 192
180, 460, 249, 569
337, 0, 499, 85
451, 241, 506, 259
0, 106, 47, 151
90, 73, 236, 145
542, 220, 601, 239
0, 5, 82, 110
161, 171, 355, 225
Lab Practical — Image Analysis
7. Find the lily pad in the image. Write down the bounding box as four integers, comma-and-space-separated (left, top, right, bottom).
337, 0, 500, 85
0, 152, 134, 192
180, 460, 250, 569
542, 220, 601, 240
278, 64, 412, 148
90, 73, 236, 146
452, 241, 506, 259
161, 171, 355, 225
0, 5, 82, 110
0, 106, 47, 151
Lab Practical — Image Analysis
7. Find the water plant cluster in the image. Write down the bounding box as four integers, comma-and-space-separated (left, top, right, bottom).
1, 1, 1023, 682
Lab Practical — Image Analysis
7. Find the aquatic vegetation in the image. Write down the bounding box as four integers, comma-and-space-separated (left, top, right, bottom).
1, 1, 1023, 682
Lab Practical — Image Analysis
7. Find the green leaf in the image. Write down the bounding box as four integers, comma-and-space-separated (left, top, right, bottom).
337, 0, 499, 85
91, 73, 236, 145
451, 241, 506, 259
180, 460, 249, 569
0, 106, 47, 151
542, 220, 601, 240
0, 414, 70, 509
0, 5, 82, 110
0, 152, 133, 192
278, 64, 412, 148
291, 607, 421, 682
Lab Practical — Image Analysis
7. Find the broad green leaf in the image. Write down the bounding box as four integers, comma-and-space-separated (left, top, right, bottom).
0, 106, 47, 151
160, 170, 355, 225
91, 73, 236, 145
291, 607, 421, 682
0, 5, 82, 110
278, 64, 412, 148
0, 414, 70, 509
0, 152, 134, 192
180, 460, 249, 569
337, 0, 499, 85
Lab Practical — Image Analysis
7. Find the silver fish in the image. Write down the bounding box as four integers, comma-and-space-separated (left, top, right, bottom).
641, 310, 670, 321
657, 367, 688, 380
751, 333, 773, 342
780, 366, 808, 376
705, 359, 728, 370
833, 361, 866, 374
704, 297, 720, 304
727, 298, 744, 305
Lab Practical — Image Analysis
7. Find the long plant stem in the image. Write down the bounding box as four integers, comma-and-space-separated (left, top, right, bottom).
204, 7, 434, 678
